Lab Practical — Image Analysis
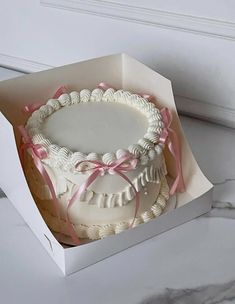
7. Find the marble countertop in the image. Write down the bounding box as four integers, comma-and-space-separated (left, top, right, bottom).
1, 67, 235, 304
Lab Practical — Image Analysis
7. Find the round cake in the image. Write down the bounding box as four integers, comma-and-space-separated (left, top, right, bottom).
22, 87, 170, 242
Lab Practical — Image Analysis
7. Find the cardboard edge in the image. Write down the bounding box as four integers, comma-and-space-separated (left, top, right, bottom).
0, 112, 66, 274
0, 53, 214, 276
122, 53, 172, 86
63, 188, 213, 275
0, 53, 124, 86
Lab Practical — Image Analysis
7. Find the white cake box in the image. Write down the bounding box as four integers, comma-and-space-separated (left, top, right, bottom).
0, 54, 213, 275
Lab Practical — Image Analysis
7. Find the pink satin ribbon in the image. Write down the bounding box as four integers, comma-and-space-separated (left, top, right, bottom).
19, 84, 185, 245
160, 108, 185, 195
20, 87, 81, 244
18, 126, 63, 237
66, 154, 140, 232
97, 82, 154, 102
52, 86, 68, 99
22, 86, 68, 114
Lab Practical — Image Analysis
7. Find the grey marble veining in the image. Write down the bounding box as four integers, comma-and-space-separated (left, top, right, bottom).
140, 280, 235, 304
0, 188, 5, 198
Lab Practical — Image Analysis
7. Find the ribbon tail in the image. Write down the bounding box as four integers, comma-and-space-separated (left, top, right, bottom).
19, 125, 82, 245
19, 143, 25, 164
167, 130, 185, 195
66, 169, 101, 245
65, 185, 81, 246
66, 220, 81, 246
116, 171, 140, 227
64, 186, 81, 246
68, 169, 101, 210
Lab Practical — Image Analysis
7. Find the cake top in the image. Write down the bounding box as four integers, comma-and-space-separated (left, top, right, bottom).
25, 88, 164, 172
42, 102, 148, 154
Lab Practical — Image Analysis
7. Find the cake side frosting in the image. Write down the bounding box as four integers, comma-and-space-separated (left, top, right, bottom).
36, 177, 169, 240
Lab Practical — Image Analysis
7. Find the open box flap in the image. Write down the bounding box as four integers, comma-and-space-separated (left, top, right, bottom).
0, 112, 65, 272
0, 53, 123, 142
121, 54, 213, 205
64, 187, 212, 275
0, 53, 124, 274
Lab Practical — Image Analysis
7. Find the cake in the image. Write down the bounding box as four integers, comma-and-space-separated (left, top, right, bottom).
20, 87, 170, 243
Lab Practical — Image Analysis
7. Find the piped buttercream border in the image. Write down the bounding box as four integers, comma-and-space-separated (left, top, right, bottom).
25, 88, 164, 172
27, 157, 167, 208
38, 176, 169, 241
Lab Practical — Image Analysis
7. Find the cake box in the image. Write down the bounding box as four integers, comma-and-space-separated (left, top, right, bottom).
0, 54, 213, 275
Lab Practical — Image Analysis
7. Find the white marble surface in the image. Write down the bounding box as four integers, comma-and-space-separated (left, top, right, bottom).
1, 68, 235, 303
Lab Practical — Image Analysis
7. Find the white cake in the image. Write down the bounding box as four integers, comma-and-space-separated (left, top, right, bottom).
23, 87, 169, 242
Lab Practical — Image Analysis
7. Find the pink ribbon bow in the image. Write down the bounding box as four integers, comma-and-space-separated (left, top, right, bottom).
97, 82, 154, 102
20, 86, 83, 244
66, 154, 140, 233
18, 126, 62, 233
19, 126, 82, 245
19, 126, 48, 164
159, 108, 185, 195
22, 86, 68, 114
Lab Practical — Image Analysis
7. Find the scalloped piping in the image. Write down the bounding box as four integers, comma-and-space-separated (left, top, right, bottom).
38, 176, 169, 241
79, 159, 167, 208
25, 88, 164, 172
28, 158, 167, 208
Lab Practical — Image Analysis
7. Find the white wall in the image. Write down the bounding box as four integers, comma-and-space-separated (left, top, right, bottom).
1, 0, 235, 127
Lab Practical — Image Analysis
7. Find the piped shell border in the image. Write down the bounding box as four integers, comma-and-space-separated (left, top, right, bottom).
38, 176, 169, 241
